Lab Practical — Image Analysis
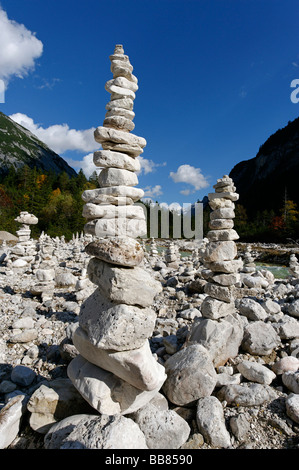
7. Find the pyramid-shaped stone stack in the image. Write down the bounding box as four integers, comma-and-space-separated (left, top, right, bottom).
201, 175, 243, 319
67, 45, 166, 416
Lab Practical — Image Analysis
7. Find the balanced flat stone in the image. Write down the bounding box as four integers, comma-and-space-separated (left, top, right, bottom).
103, 116, 135, 132
87, 257, 162, 307
85, 236, 144, 267
67, 355, 163, 415
204, 241, 237, 263
82, 186, 144, 203
82, 203, 145, 220
106, 76, 138, 93
98, 167, 139, 187
84, 217, 147, 238
102, 141, 144, 157
106, 97, 134, 111
73, 327, 166, 391
93, 150, 140, 171
94, 126, 146, 148
79, 288, 156, 351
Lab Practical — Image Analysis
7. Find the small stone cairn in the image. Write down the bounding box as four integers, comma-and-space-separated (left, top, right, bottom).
9, 211, 38, 269
201, 175, 243, 319
67, 45, 166, 416
289, 253, 299, 278
241, 244, 256, 274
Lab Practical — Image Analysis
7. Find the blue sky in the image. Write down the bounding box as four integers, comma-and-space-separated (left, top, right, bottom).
0, 0, 298, 209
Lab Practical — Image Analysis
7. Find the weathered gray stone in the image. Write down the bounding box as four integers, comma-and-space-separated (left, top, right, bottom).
272, 356, 299, 375
82, 186, 144, 203
132, 403, 190, 449
84, 217, 147, 239
188, 314, 243, 367
196, 396, 231, 448
201, 297, 236, 320
285, 393, 299, 424
79, 288, 156, 351
27, 378, 94, 434
237, 297, 268, 321
73, 327, 166, 391
229, 414, 251, 442
0, 395, 26, 449
67, 355, 164, 415
44, 414, 148, 449
237, 360, 276, 385
82, 203, 145, 220
204, 241, 237, 263
87, 257, 162, 307
217, 383, 277, 406
242, 321, 281, 355
93, 150, 140, 172
98, 167, 138, 187
85, 236, 144, 267
162, 344, 217, 406
282, 371, 299, 393
94, 126, 146, 149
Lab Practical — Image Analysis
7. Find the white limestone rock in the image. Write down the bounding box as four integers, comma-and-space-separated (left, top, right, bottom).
44, 414, 148, 449
0, 395, 26, 449
237, 360, 276, 385
103, 115, 135, 132
82, 185, 144, 203
196, 396, 231, 448
94, 126, 146, 149
132, 403, 190, 449
87, 257, 162, 307
188, 314, 243, 367
73, 327, 166, 391
67, 355, 164, 415
204, 241, 237, 263
79, 288, 156, 351
82, 203, 145, 221
162, 343, 217, 406
201, 296, 236, 320
85, 236, 144, 267
98, 167, 138, 187
217, 383, 278, 407
93, 150, 140, 172
242, 321, 281, 356
84, 217, 147, 239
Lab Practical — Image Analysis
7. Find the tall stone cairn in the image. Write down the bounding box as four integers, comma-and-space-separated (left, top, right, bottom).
67, 45, 166, 416
201, 175, 243, 319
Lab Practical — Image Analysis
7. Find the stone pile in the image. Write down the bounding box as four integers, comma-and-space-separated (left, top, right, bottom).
8, 211, 38, 269
241, 245, 256, 274
82, 44, 147, 240
200, 175, 242, 320
67, 45, 167, 417
289, 254, 299, 278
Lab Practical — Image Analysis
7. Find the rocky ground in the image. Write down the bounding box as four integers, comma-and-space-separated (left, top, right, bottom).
0, 238, 299, 450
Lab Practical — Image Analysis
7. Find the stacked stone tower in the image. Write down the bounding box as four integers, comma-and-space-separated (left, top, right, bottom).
201, 175, 243, 319
67, 45, 166, 416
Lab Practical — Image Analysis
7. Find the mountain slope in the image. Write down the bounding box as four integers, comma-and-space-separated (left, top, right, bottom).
0, 112, 77, 178
229, 116, 299, 216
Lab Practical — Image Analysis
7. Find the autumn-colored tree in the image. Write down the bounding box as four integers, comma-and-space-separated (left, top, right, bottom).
271, 215, 285, 231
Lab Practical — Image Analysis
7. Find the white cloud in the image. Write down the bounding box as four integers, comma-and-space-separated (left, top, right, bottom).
10, 113, 98, 154
137, 156, 166, 175
142, 185, 163, 198
180, 189, 191, 196
64, 153, 102, 179
0, 7, 43, 85
169, 164, 209, 192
